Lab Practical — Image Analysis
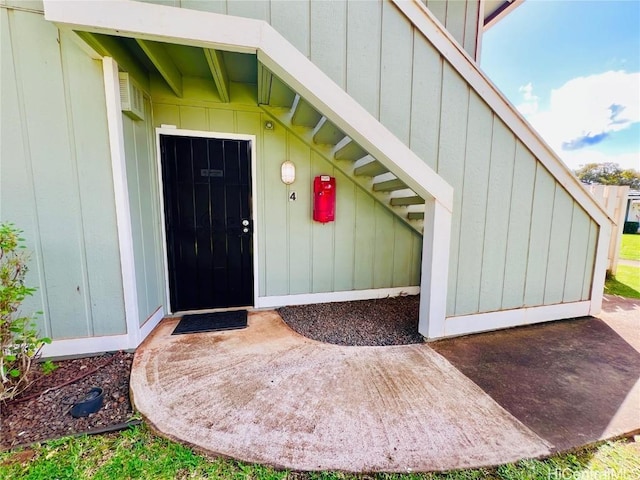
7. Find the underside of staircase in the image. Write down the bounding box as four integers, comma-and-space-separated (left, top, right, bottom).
259, 70, 426, 235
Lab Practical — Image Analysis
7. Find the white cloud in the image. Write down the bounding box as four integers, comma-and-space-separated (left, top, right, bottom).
517, 71, 640, 166
516, 82, 539, 116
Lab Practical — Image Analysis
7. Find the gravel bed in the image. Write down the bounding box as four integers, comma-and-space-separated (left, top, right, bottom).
278, 295, 423, 346
1, 351, 134, 450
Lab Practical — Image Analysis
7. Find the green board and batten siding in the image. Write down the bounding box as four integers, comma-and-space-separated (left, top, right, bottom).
150, 76, 422, 297
121, 98, 167, 326
1, 8, 126, 339
155, 0, 598, 316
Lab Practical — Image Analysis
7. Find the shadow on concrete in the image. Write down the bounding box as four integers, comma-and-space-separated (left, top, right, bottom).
431, 316, 640, 452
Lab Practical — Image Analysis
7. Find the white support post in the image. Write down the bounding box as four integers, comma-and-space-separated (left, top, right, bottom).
419, 199, 452, 339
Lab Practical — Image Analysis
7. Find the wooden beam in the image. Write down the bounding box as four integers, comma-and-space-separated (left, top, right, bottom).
373, 178, 407, 192
75, 32, 149, 91
390, 196, 424, 206
204, 48, 230, 103
334, 140, 367, 162
291, 98, 322, 128
135, 39, 182, 97
313, 118, 345, 146
354, 160, 388, 178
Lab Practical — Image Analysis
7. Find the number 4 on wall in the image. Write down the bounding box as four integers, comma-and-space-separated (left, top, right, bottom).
289, 191, 297, 202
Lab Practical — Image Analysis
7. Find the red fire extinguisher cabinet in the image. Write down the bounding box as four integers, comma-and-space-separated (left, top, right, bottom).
313, 175, 336, 223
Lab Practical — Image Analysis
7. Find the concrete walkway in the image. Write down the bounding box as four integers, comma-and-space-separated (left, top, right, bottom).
130, 297, 639, 472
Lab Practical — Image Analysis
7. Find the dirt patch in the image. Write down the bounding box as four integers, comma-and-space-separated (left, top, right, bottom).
278, 295, 423, 346
1, 351, 134, 450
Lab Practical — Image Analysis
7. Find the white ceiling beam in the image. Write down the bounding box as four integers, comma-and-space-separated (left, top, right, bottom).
204, 48, 230, 103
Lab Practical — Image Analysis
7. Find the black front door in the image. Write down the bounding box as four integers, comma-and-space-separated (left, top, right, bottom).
160, 135, 254, 311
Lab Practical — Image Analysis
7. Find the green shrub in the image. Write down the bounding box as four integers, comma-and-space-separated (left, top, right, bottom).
623, 221, 639, 234
0, 223, 50, 402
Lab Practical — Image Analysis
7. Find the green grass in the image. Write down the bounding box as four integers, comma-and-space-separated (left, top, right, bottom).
605, 265, 640, 299
620, 234, 640, 261
1, 425, 639, 479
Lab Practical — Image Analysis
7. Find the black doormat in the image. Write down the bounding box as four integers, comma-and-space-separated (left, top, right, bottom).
172, 310, 248, 335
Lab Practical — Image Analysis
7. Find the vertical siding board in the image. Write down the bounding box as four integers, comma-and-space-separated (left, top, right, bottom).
310, 0, 347, 89
180, 0, 227, 14
409, 32, 442, 170
208, 108, 235, 133
410, 234, 422, 285
13, 11, 88, 339
543, 186, 574, 304
153, 103, 180, 126
379, 1, 413, 144
437, 64, 468, 315
354, 189, 376, 289
454, 93, 492, 315
478, 118, 515, 312
262, 123, 289, 295
122, 115, 149, 321
311, 153, 335, 293
444, 0, 466, 48
392, 222, 414, 286
501, 142, 536, 310
524, 165, 556, 306
425, 0, 447, 26
271, 0, 310, 57
563, 204, 592, 303
333, 170, 357, 291
346, 0, 382, 117
179, 105, 207, 131
286, 134, 312, 294
373, 204, 395, 288
0, 9, 49, 336
226, 0, 269, 21
582, 221, 598, 300
61, 31, 126, 335
463, 0, 479, 57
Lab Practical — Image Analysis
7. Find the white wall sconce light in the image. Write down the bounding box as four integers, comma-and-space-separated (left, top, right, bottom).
281, 161, 296, 184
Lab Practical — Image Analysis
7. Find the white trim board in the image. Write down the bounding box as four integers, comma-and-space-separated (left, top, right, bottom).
154, 127, 259, 314
442, 301, 592, 338
41, 334, 131, 359
256, 287, 420, 309
393, 0, 612, 228
139, 305, 165, 342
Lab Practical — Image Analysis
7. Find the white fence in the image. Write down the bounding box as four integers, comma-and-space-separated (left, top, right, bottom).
587, 185, 629, 275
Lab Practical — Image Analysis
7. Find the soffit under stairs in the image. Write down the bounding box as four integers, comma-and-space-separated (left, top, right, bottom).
77, 32, 428, 234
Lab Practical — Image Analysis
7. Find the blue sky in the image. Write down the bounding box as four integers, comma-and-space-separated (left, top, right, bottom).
481, 0, 640, 171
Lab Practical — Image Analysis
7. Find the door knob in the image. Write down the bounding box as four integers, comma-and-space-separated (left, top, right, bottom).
242, 219, 250, 226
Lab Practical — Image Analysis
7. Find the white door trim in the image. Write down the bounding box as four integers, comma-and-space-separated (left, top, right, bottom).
155, 127, 259, 314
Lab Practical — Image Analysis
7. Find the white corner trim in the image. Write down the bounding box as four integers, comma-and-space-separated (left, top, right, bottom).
442, 301, 592, 338
139, 305, 165, 341
394, 0, 611, 228
255, 287, 420, 309
589, 222, 611, 315
41, 334, 131, 359
154, 128, 259, 314
102, 57, 140, 350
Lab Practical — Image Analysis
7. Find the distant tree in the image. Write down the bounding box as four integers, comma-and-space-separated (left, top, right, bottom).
574, 162, 640, 190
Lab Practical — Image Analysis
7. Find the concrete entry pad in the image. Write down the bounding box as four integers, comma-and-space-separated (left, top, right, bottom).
131, 311, 551, 472
432, 296, 640, 452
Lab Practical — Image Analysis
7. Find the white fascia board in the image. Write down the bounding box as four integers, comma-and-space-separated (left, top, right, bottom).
393, 0, 612, 227
589, 221, 611, 315
43, 0, 453, 212
43, 0, 260, 54
442, 301, 592, 338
